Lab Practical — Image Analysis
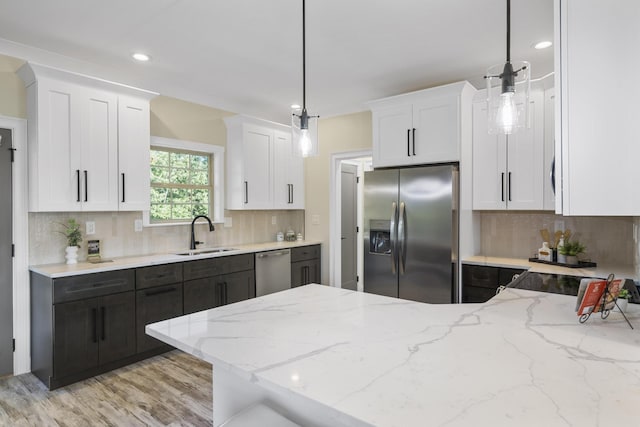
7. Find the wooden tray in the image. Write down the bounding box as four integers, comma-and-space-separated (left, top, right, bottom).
528, 258, 597, 268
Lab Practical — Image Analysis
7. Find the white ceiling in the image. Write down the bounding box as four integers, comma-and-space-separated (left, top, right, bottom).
0, 0, 553, 124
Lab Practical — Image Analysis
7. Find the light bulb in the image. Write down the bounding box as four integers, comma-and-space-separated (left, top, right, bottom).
496, 91, 517, 134
299, 129, 312, 157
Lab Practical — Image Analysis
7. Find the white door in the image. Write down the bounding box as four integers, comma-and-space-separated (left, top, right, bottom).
412, 95, 460, 164
505, 93, 544, 210
341, 163, 358, 291
118, 96, 151, 211
372, 104, 413, 168
80, 88, 118, 211
472, 101, 507, 210
242, 125, 273, 209
0, 128, 13, 376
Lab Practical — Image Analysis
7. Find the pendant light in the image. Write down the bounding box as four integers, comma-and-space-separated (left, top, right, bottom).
292, 0, 319, 157
485, 0, 530, 135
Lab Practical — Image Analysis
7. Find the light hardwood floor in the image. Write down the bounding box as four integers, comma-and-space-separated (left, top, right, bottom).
0, 351, 213, 426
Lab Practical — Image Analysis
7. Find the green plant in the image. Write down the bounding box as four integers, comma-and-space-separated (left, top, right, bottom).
618, 289, 630, 300
558, 240, 585, 256
57, 218, 83, 247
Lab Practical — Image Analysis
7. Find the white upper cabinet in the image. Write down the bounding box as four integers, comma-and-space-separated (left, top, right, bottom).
472, 90, 545, 210
18, 63, 156, 212
543, 88, 556, 211
556, 0, 640, 215
367, 81, 475, 168
225, 115, 304, 210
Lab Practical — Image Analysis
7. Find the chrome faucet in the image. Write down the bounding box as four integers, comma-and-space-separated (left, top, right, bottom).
190, 215, 215, 250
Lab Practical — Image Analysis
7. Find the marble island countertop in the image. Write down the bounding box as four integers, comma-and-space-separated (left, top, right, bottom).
29, 240, 321, 278
147, 284, 640, 427
463, 255, 639, 281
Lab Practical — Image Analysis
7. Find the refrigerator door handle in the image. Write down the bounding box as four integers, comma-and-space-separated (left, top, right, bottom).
398, 201, 407, 275
390, 202, 398, 274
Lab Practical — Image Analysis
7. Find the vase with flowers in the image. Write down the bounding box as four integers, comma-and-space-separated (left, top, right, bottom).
57, 218, 83, 264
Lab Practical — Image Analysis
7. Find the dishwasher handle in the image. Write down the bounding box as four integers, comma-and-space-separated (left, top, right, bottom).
257, 250, 290, 258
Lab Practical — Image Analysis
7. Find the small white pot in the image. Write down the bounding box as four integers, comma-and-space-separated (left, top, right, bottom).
65, 246, 79, 265
614, 298, 628, 312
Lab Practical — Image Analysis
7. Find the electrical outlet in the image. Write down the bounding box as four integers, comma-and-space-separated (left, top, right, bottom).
134, 219, 143, 232
311, 214, 320, 225
271, 215, 277, 225
554, 220, 565, 232
224, 217, 233, 228
86, 221, 95, 235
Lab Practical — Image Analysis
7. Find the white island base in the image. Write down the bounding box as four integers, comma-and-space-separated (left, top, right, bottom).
146, 284, 640, 427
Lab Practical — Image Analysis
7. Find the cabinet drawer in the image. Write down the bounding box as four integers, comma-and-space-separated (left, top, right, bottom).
54, 270, 135, 304
461, 264, 499, 289
136, 283, 183, 353
291, 245, 320, 262
136, 263, 183, 290
184, 258, 223, 281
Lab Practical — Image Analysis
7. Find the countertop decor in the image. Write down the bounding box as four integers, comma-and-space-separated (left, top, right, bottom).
147, 284, 640, 427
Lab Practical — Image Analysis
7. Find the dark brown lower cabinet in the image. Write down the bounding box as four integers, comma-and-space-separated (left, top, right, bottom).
54, 291, 136, 379
291, 259, 320, 287
136, 284, 183, 353
461, 264, 525, 303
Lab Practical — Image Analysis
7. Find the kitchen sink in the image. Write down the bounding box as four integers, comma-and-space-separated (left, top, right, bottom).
174, 248, 237, 256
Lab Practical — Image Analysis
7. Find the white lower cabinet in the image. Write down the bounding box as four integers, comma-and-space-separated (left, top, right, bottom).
18, 63, 156, 212
472, 90, 545, 210
225, 115, 304, 210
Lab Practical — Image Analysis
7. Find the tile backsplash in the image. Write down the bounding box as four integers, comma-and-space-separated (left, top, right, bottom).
477, 211, 637, 267
30, 210, 305, 265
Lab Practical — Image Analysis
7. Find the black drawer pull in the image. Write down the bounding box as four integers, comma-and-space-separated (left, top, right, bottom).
144, 287, 177, 297
65, 280, 127, 295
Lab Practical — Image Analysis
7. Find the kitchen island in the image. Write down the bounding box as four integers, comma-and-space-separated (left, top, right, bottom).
146, 284, 640, 427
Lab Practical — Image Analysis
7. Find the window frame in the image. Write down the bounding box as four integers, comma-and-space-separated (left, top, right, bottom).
143, 136, 225, 227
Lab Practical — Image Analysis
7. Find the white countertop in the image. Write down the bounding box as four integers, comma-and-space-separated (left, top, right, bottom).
30, 241, 321, 278
146, 284, 640, 427
463, 255, 639, 281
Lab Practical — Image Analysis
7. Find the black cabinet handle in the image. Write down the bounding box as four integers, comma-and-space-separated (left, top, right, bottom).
101, 306, 106, 341
76, 170, 81, 202
216, 283, 223, 306
407, 129, 411, 157
84, 170, 88, 202
412, 128, 416, 156
92, 308, 98, 343
144, 286, 177, 297
223, 282, 228, 305
121, 173, 126, 203
501, 173, 505, 202
508, 172, 512, 202
244, 181, 248, 204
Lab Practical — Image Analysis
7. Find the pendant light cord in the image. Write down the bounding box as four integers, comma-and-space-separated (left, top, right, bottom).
302, 0, 306, 110
506, 0, 511, 63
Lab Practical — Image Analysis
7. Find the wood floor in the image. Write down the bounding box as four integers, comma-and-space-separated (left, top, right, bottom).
0, 351, 213, 426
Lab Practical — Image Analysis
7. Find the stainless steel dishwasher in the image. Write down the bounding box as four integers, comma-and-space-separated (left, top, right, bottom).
255, 249, 292, 297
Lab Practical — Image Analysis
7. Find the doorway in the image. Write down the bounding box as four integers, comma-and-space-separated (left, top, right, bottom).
0, 128, 13, 377
329, 151, 371, 290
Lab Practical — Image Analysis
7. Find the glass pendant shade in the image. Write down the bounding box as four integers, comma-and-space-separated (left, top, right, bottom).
291, 107, 318, 158
486, 61, 531, 135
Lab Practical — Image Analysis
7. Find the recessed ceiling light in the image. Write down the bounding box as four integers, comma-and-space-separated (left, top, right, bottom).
132, 52, 150, 62
291, 104, 301, 110
534, 41, 552, 50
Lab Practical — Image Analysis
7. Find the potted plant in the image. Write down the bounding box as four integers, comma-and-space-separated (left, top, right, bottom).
615, 288, 630, 312
557, 240, 585, 265
58, 218, 83, 264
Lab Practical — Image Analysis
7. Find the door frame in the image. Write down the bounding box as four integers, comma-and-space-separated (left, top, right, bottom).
0, 115, 29, 375
329, 150, 371, 290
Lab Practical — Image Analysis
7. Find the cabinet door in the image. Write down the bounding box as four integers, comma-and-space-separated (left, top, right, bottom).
118, 95, 151, 211
32, 79, 83, 212
53, 298, 99, 378
79, 87, 119, 211
99, 291, 136, 365
219, 270, 255, 306
505, 92, 544, 210
372, 104, 413, 168
291, 259, 320, 287
136, 284, 183, 353
472, 101, 507, 210
183, 277, 216, 314
243, 124, 273, 209
412, 95, 460, 164
543, 88, 556, 211
273, 131, 304, 209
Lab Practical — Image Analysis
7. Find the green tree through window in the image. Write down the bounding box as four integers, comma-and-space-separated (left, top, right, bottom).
150, 147, 212, 222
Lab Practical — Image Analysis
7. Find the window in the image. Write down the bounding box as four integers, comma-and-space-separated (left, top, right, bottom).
145, 137, 224, 226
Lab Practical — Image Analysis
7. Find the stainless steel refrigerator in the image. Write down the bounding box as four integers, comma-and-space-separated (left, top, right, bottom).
363, 164, 458, 303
